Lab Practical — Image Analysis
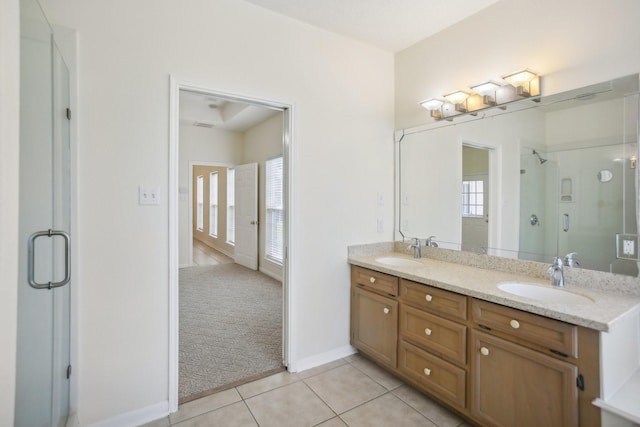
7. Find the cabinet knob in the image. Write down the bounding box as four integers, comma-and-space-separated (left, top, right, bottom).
424, 328, 432, 336
369, 277, 376, 284
425, 294, 433, 302
510, 319, 520, 329
480, 347, 490, 356
383, 307, 390, 315
423, 368, 431, 376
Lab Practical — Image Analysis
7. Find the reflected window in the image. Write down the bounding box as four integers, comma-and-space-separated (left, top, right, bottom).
462, 180, 484, 217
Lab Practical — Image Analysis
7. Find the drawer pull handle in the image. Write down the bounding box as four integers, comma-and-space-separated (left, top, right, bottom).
510, 319, 520, 329
423, 368, 431, 376
424, 328, 432, 336
383, 307, 390, 315
480, 347, 490, 356
425, 294, 433, 302
370, 277, 376, 284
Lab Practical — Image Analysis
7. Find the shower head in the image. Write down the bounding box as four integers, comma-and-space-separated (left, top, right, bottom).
532, 149, 547, 164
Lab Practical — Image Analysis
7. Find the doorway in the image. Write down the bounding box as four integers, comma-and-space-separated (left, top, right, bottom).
461, 145, 490, 254
168, 79, 293, 409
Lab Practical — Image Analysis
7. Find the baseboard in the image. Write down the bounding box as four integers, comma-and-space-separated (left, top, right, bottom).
88, 401, 169, 427
259, 266, 283, 282
292, 345, 357, 373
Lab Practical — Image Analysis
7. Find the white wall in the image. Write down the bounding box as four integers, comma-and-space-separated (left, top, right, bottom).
178, 125, 243, 266
0, 0, 19, 424
38, 0, 394, 424
395, 0, 640, 130
243, 112, 284, 280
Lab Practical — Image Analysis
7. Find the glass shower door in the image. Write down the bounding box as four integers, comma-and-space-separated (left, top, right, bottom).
16, 0, 71, 425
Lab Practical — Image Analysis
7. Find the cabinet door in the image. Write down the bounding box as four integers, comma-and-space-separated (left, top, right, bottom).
352, 287, 398, 368
470, 330, 578, 427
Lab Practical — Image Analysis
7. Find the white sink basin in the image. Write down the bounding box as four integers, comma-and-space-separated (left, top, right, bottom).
375, 256, 423, 267
497, 282, 594, 305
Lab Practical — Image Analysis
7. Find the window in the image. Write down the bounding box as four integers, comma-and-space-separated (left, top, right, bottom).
196, 175, 204, 230
209, 172, 218, 237
226, 168, 235, 245
462, 179, 484, 217
266, 156, 283, 264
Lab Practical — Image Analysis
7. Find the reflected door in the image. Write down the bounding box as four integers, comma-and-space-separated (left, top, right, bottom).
16, 4, 71, 425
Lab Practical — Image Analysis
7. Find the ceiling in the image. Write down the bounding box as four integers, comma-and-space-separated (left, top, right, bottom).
181, 1, 501, 131
242, 0, 500, 53
179, 91, 280, 132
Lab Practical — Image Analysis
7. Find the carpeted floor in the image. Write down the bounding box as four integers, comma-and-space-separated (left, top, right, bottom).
179, 263, 283, 403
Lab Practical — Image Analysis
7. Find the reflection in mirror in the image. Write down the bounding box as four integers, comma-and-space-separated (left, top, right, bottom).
462, 146, 489, 254
397, 74, 639, 276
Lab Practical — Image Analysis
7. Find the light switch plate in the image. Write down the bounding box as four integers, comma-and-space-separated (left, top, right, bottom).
616, 234, 638, 260
139, 186, 160, 205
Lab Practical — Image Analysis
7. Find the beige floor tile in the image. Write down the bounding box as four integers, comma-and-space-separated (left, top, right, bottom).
245, 381, 335, 427
393, 384, 464, 427
304, 363, 386, 414
139, 416, 170, 427
340, 393, 436, 427
236, 370, 300, 399
173, 401, 258, 427
315, 417, 348, 427
296, 358, 347, 380
348, 355, 404, 391
170, 388, 242, 424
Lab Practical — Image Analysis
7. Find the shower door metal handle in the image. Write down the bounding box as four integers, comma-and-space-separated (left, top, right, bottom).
28, 229, 71, 289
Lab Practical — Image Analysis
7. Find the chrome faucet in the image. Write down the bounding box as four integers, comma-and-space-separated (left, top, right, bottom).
564, 252, 580, 267
548, 257, 565, 287
406, 237, 422, 258
425, 236, 438, 248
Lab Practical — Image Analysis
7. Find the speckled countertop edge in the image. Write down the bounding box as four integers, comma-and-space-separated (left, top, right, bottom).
348, 247, 640, 332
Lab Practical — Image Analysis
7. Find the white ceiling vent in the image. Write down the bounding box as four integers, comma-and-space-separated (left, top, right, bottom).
194, 122, 215, 128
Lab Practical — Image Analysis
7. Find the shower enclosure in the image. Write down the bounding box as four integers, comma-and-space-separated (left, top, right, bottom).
519, 90, 639, 275
16, 0, 72, 425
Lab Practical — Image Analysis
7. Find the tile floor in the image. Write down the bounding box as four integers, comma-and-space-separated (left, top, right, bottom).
143, 354, 474, 427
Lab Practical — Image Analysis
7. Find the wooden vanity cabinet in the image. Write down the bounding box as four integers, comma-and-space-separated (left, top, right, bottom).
349, 266, 601, 427
350, 267, 399, 368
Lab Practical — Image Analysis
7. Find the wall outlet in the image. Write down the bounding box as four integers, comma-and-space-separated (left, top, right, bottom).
377, 192, 384, 206
616, 234, 638, 260
139, 186, 160, 205
377, 218, 384, 233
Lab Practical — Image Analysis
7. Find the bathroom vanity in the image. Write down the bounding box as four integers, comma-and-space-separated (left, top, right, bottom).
348, 246, 640, 427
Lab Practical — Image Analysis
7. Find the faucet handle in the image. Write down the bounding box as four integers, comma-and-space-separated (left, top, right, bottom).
564, 252, 579, 267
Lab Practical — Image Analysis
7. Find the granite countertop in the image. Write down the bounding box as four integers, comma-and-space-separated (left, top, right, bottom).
348, 251, 640, 332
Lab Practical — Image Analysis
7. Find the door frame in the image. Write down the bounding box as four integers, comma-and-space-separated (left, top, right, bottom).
168, 76, 295, 412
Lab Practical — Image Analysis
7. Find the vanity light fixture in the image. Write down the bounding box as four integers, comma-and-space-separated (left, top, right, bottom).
502, 69, 540, 97
419, 98, 445, 119
469, 80, 503, 106
419, 69, 542, 121
444, 90, 470, 112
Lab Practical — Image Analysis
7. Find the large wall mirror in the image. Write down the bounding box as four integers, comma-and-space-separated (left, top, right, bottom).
397, 74, 639, 276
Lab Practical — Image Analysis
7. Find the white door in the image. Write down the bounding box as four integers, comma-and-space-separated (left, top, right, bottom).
234, 163, 259, 269
16, 4, 71, 425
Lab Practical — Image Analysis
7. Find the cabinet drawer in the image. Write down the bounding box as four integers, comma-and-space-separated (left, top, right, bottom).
400, 305, 466, 365
352, 266, 399, 296
398, 340, 466, 409
400, 279, 467, 320
472, 299, 578, 358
